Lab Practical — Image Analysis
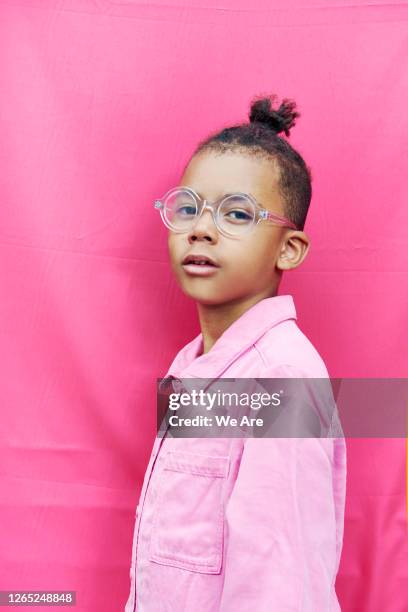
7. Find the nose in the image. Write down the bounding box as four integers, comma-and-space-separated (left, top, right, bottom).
187, 201, 219, 243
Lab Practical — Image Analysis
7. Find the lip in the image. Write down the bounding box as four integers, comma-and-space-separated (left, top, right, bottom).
181, 252, 220, 277
182, 263, 220, 277
182, 253, 220, 267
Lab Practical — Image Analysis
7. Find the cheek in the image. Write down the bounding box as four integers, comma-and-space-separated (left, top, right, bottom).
228, 236, 275, 272
167, 234, 182, 261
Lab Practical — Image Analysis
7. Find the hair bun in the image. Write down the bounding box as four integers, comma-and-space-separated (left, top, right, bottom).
249, 94, 300, 137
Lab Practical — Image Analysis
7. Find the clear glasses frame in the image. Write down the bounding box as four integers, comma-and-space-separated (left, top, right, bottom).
154, 186, 299, 237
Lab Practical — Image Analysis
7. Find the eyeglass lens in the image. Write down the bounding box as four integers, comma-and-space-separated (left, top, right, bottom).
163, 189, 255, 235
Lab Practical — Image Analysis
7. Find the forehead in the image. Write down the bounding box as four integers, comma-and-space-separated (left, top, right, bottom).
180, 150, 281, 207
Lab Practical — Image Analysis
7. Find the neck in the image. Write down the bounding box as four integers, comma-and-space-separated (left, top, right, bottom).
197, 288, 278, 355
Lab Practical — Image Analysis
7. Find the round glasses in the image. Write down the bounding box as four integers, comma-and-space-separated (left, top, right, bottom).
154, 186, 299, 238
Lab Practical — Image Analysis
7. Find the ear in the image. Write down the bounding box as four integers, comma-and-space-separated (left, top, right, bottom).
276, 231, 310, 271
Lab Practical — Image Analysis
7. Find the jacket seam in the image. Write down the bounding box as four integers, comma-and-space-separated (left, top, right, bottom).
258, 363, 325, 379
294, 440, 306, 610
253, 342, 268, 367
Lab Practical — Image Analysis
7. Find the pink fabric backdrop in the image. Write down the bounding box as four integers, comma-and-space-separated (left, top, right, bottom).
0, 1, 407, 610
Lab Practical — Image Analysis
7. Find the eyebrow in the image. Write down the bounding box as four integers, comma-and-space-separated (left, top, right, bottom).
184, 187, 251, 199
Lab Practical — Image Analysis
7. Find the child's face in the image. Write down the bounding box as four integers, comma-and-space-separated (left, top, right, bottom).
168, 150, 309, 306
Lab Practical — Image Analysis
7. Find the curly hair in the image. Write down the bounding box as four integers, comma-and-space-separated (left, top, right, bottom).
188, 93, 312, 231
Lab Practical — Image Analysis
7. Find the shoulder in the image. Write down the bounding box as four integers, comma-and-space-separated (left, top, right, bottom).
254, 319, 330, 378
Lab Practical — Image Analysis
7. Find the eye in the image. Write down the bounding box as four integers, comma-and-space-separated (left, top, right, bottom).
225, 209, 252, 221
174, 204, 196, 216
219, 196, 254, 224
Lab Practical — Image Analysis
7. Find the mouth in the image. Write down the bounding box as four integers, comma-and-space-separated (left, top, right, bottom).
181, 253, 220, 277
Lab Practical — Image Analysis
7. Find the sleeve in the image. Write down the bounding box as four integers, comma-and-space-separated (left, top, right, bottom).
218, 365, 347, 612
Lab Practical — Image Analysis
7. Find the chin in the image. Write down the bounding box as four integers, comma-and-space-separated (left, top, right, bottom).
180, 286, 224, 305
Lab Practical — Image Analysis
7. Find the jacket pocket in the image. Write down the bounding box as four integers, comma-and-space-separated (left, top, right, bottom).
149, 450, 230, 574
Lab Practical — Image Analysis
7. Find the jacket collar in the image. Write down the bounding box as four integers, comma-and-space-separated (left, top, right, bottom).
164, 294, 297, 380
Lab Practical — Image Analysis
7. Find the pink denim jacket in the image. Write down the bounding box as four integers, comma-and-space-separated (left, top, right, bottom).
125, 294, 347, 611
